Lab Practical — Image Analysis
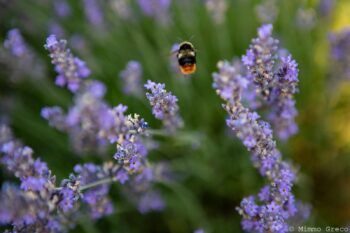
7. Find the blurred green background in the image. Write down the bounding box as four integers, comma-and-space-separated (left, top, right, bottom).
1, 0, 350, 232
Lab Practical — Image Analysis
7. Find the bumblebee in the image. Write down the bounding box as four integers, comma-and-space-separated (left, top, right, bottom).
176, 41, 196, 75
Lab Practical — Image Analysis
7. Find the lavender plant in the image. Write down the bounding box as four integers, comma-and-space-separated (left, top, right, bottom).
213, 24, 307, 233
0, 123, 162, 232
242, 24, 299, 141
137, 0, 172, 25
42, 34, 168, 216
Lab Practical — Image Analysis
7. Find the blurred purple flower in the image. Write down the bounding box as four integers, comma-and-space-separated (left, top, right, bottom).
137, 0, 171, 25
54, 0, 71, 18
119, 60, 143, 97
83, 0, 104, 27
329, 28, 350, 81
3, 28, 28, 57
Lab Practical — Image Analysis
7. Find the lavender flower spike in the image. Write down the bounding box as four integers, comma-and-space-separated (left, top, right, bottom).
242, 24, 278, 98
119, 60, 143, 97
213, 61, 301, 233
44, 35, 91, 92
3, 28, 29, 57
144, 80, 183, 133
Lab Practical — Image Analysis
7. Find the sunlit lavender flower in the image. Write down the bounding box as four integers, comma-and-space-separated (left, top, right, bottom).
242, 24, 278, 98
204, 0, 228, 24
44, 34, 91, 92
119, 60, 143, 97
242, 25, 299, 140
137, 0, 172, 25
83, 0, 105, 27
329, 28, 350, 81
295, 8, 316, 30
145, 80, 183, 133
255, 0, 278, 23
268, 55, 299, 140
3, 28, 29, 57
53, 0, 71, 18
213, 60, 301, 233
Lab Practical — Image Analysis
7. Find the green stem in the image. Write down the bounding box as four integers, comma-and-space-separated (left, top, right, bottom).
79, 177, 115, 192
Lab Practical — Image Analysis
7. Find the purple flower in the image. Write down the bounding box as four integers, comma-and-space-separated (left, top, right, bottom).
137, 190, 165, 213
137, 0, 171, 25
83, 0, 104, 27
54, 0, 71, 18
44, 35, 91, 92
119, 60, 143, 97
318, 0, 335, 18
3, 28, 29, 57
213, 55, 305, 232
74, 163, 114, 219
58, 187, 76, 212
145, 80, 183, 133
329, 28, 350, 81
242, 25, 299, 141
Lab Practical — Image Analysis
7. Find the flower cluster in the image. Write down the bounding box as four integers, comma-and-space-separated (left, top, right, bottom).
213, 39, 304, 232
0, 124, 72, 232
145, 80, 183, 134
119, 60, 143, 97
53, 0, 71, 18
0, 121, 168, 232
2, 28, 45, 82
44, 35, 91, 92
83, 0, 104, 27
137, 0, 172, 25
42, 34, 168, 217
329, 28, 350, 81
242, 24, 299, 140
3, 29, 29, 57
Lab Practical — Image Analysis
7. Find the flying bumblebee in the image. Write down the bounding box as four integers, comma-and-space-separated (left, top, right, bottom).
176, 41, 197, 75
